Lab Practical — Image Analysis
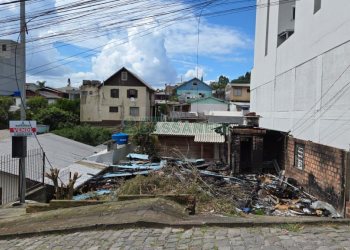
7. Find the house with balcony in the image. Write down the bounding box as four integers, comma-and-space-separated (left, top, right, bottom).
80, 67, 155, 125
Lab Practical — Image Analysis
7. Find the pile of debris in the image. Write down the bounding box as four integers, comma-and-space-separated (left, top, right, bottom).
74, 155, 341, 218
240, 174, 341, 218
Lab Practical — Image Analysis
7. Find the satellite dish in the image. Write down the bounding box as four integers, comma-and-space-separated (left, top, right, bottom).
130, 97, 135, 102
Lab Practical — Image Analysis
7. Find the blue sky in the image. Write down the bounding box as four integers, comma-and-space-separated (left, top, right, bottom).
2, 0, 257, 88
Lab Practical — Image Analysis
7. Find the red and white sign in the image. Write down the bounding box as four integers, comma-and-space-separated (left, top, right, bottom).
9, 121, 37, 137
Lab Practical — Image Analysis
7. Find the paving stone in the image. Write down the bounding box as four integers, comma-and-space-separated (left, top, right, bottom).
2, 225, 350, 249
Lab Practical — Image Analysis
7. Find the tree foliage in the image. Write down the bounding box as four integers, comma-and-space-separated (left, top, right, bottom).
129, 122, 159, 157
33, 106, 79, 130
0, 97, 14, 129
53, 125, 111, 146
231, 72, 251, 83
218, 75, 229, 85
52, 98, 80, 116
27, 96, 48, 113
210, 75, 230, 90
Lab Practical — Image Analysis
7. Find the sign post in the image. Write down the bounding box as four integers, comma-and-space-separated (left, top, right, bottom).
10, 121, 36, 204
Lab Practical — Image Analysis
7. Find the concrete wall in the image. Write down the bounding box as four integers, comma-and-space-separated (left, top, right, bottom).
190, 103, 228, 115
80, 85, 101, 122
251, 0, 350, 150
285, 136, 348, 215
157, 135, 222, 161
0, 172, 18, 205
100, 86, 150, 121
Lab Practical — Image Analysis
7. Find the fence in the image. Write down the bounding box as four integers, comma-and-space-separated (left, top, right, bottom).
0, 148, 45, 205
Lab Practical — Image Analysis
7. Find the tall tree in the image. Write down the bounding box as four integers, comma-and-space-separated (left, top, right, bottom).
218, 75, 230, 85
231, 72, 251, 83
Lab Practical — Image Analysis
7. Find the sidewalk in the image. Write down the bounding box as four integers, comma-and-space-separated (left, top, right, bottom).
0, 198, 349, 239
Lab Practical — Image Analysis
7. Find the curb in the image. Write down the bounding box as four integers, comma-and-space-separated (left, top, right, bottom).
0, 219, 350, 240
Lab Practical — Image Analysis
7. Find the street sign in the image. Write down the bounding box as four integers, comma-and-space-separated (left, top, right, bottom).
9, 120, 37, 137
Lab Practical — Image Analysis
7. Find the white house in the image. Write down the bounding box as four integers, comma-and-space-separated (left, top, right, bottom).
189, 96, 228, 115
251, 0, 350, 150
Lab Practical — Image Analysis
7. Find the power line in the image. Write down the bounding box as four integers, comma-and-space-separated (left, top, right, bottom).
0, 0, 295, 83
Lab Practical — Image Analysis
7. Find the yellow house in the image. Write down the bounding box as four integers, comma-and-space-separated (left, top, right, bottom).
225, 83, 250, 102
80, 67, 155, 125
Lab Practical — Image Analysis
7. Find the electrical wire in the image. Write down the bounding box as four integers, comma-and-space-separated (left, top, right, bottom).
0, 0, 296, 83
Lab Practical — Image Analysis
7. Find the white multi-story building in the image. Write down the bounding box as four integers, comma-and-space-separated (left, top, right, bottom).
251, 0, 350, 150
0, 40, 22, 96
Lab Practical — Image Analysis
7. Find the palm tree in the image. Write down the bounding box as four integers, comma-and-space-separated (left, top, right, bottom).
36, 80, 46, 88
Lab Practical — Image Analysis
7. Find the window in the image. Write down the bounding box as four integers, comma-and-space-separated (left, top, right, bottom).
110, 89, 119, 98
193, 82, 198, 86
127, 89, 138, 98
89, 91, 93, 95
277, 0, 296, 47
294, 143, 305, 170
234, 88, 242, 96
109, 106, 118, 113
81, 91, 88, 96
2, 44, 6, 51
130, 107, 139, 116
121, 71, 128, 81
314, 0, 321, 13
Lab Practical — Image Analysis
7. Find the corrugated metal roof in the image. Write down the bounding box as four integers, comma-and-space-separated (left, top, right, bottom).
0, 133, 102, 171
49, 160, 108, 189
153, 122, 225, 143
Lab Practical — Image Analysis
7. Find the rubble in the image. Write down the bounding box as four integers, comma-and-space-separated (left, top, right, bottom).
73, 155, 342, 218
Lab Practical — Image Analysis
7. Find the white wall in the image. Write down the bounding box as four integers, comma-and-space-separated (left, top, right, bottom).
252, 0, 350, 150
0, 40, 22, 96
190, 103, 228, 115
0, 172, 18, 205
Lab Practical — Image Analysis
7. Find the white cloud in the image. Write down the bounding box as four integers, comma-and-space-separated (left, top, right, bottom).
184, 66, 204, 80
1, 0, 252, 88
164, 20, 251, 56
70, 21, 177, 88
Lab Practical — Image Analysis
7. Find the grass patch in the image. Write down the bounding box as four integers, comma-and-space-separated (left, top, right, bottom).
53, 125, 112, 146
117, 168, 237, 215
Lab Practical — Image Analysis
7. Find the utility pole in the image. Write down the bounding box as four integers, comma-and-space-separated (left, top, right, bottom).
19, 0, 26, 204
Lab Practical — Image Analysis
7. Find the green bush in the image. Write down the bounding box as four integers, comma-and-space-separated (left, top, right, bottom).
33, 106, 79, 130
27, 96, 48, 113
53, 125, 111, 146
0, 96, 14, 129
51, 98, 80, 116
128, 122, 159, 157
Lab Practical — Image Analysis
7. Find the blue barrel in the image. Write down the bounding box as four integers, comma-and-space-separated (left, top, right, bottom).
112, 132, 129, 145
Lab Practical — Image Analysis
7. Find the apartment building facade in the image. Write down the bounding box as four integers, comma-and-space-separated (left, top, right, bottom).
251, 0, 350, 150
0, 40, 22, 96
